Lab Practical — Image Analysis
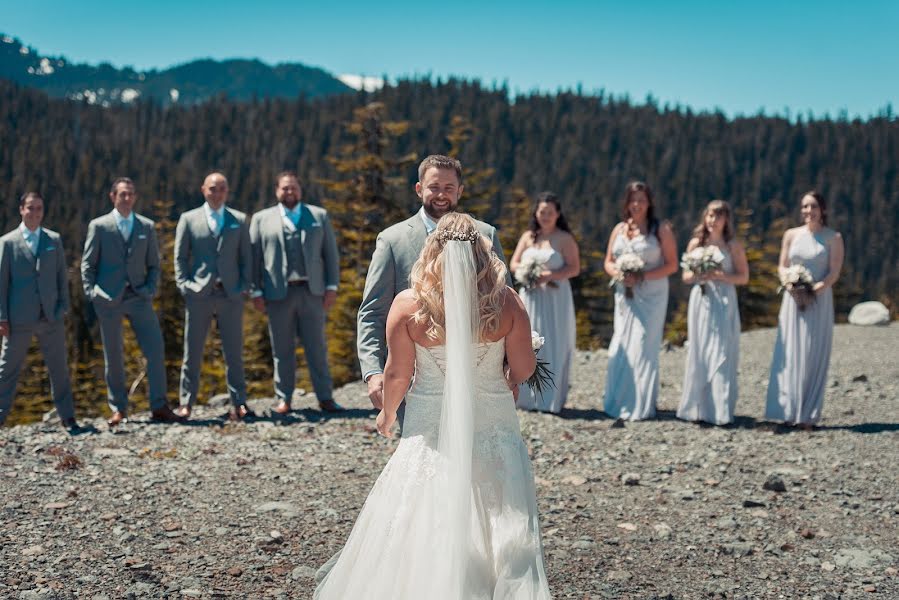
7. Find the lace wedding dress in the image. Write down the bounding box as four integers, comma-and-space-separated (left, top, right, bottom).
314, 339, 551, 599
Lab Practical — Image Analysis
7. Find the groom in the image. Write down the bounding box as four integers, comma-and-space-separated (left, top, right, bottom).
357, 154, 508, 409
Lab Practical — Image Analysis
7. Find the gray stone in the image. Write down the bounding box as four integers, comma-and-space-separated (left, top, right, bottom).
848, 301, 890, 326
291, 565, 318, 580
606, 570, 632, 582
833, 548, 894, 569
256, 501, 301, 518
621, 473, 641, 486
763, 474, 787, 493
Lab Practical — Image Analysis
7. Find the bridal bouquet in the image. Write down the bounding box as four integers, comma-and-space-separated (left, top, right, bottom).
778, 264, 816, 311
610, 252, 645, 298
514, 250, 558, 290
526, 331, 555, 396
680, 245, 726, 295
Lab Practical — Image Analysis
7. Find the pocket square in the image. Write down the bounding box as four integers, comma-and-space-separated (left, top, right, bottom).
229, 223, 239, 229
46, 246, 56, 251
138, 234, 147, 239
309, 222, 321, 228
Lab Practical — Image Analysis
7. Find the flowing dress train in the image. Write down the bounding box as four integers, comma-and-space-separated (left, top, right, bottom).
314, 341, 551, 599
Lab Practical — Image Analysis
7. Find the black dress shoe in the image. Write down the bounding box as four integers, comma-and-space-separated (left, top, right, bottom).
318, 399, 345, 413
151, 406, 187, 423
61, 418, 81, 434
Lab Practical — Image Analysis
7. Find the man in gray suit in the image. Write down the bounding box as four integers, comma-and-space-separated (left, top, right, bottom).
357, 154, 509, 409
81, 177, 181, 427
250, 171, 342, 413
0, 192, 79, 432
174, 172, 253, 422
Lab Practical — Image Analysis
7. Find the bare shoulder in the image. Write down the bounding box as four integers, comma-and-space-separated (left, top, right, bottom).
728, 238, 746, 253
501, 286, 526, 313
686, 237, 702, 251
392, 289, 418, 310
658, 220, 675, 235
557, 229, 578, 246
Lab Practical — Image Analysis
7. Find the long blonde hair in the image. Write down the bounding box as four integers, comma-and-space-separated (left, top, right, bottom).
410, 213, 507, 342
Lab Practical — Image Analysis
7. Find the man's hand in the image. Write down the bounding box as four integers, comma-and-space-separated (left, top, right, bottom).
367, 373, 384, 410
252, 297, 266, 313
323, 289, 337, 311
0, 321, 8, 337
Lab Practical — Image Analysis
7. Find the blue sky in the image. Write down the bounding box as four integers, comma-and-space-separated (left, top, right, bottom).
2, 0, 897, 118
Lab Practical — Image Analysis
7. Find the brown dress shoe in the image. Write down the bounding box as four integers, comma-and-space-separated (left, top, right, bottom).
107, 411, 127, 428
174, 406, 191, 419
318, 399, 345, 413
273, 401, 292, 415
151, 406, 187, 423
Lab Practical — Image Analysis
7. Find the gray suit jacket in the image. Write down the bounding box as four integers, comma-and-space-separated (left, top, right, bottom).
249, 203, 339, 299
81, 212, 161, 304
0, 227, 69, 326
356, 213, 507, 377
174, 205, 251, 300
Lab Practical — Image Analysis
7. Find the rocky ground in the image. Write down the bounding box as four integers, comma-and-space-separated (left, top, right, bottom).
1, 323, 897, 599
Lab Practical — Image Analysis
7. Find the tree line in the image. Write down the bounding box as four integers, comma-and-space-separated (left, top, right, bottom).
0, 78, 895, 423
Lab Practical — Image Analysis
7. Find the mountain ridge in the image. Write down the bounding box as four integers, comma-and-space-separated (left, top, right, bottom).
0, 33, 353, 106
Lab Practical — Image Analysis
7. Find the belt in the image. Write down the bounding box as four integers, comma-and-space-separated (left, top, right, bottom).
213, 281, 225, 290
287, 280, 308, 287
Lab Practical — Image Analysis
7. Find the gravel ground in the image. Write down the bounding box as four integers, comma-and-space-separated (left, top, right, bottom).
1, 323, 897, 599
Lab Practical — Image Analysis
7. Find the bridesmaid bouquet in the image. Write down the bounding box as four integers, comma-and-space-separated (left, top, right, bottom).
610, 253, 645, 298
778, 264, 816, 311
680, 245, 726, 295
514, 251, 557, 290
526, 331, 555, 395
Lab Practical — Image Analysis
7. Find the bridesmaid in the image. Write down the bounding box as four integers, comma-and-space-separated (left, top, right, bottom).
676, 200, 748, 425
603, 182, 677, 421
766, 191, 844, 428
510, 192, 579, 413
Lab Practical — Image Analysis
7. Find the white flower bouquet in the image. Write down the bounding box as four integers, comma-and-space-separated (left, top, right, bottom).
514, 250, 557, 290
680, 245, 726, 295
610, 252, 645, 298
778, 264, 816, 311
526, 331, 555, 396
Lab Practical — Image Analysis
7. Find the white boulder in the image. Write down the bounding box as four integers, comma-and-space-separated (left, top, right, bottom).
848, 301, 890, 326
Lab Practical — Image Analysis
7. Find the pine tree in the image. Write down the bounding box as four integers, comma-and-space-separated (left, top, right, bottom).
317, 102, 417, 385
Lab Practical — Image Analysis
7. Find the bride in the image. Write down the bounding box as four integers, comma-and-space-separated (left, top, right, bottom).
314, 213, 552, 599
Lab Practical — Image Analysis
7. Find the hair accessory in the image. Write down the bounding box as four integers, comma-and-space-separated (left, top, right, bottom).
437, 229, 480, 244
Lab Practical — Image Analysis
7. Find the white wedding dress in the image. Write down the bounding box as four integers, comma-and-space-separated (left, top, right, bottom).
314, 341, 551, 599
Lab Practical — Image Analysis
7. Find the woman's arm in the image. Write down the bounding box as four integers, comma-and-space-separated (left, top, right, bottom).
377, 291, 418, 437
509, 232, 532, 272
503, 288, 537, 385
814, 231, 844, 292
776, 228, 796, 279
603, 223, 624, 278
644, 221, 679, 281
717, 239, 749, 286
544, 233, 581, 282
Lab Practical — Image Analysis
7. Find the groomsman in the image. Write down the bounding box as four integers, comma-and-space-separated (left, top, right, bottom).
250, 171, 342, 413
174, 173, 253, 421
0, 192, 79, 432
357, 154, 509, 409
81, 178, 181, 426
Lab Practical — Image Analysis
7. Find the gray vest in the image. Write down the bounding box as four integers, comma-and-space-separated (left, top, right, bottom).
25, 263, 46, 319
284, 225, 307, 280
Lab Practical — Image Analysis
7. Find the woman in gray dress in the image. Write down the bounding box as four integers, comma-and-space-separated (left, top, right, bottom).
509, 192, 580, 413
603, 182, 678, 421
677, 200, 748, 425
766, 191, 844, 428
